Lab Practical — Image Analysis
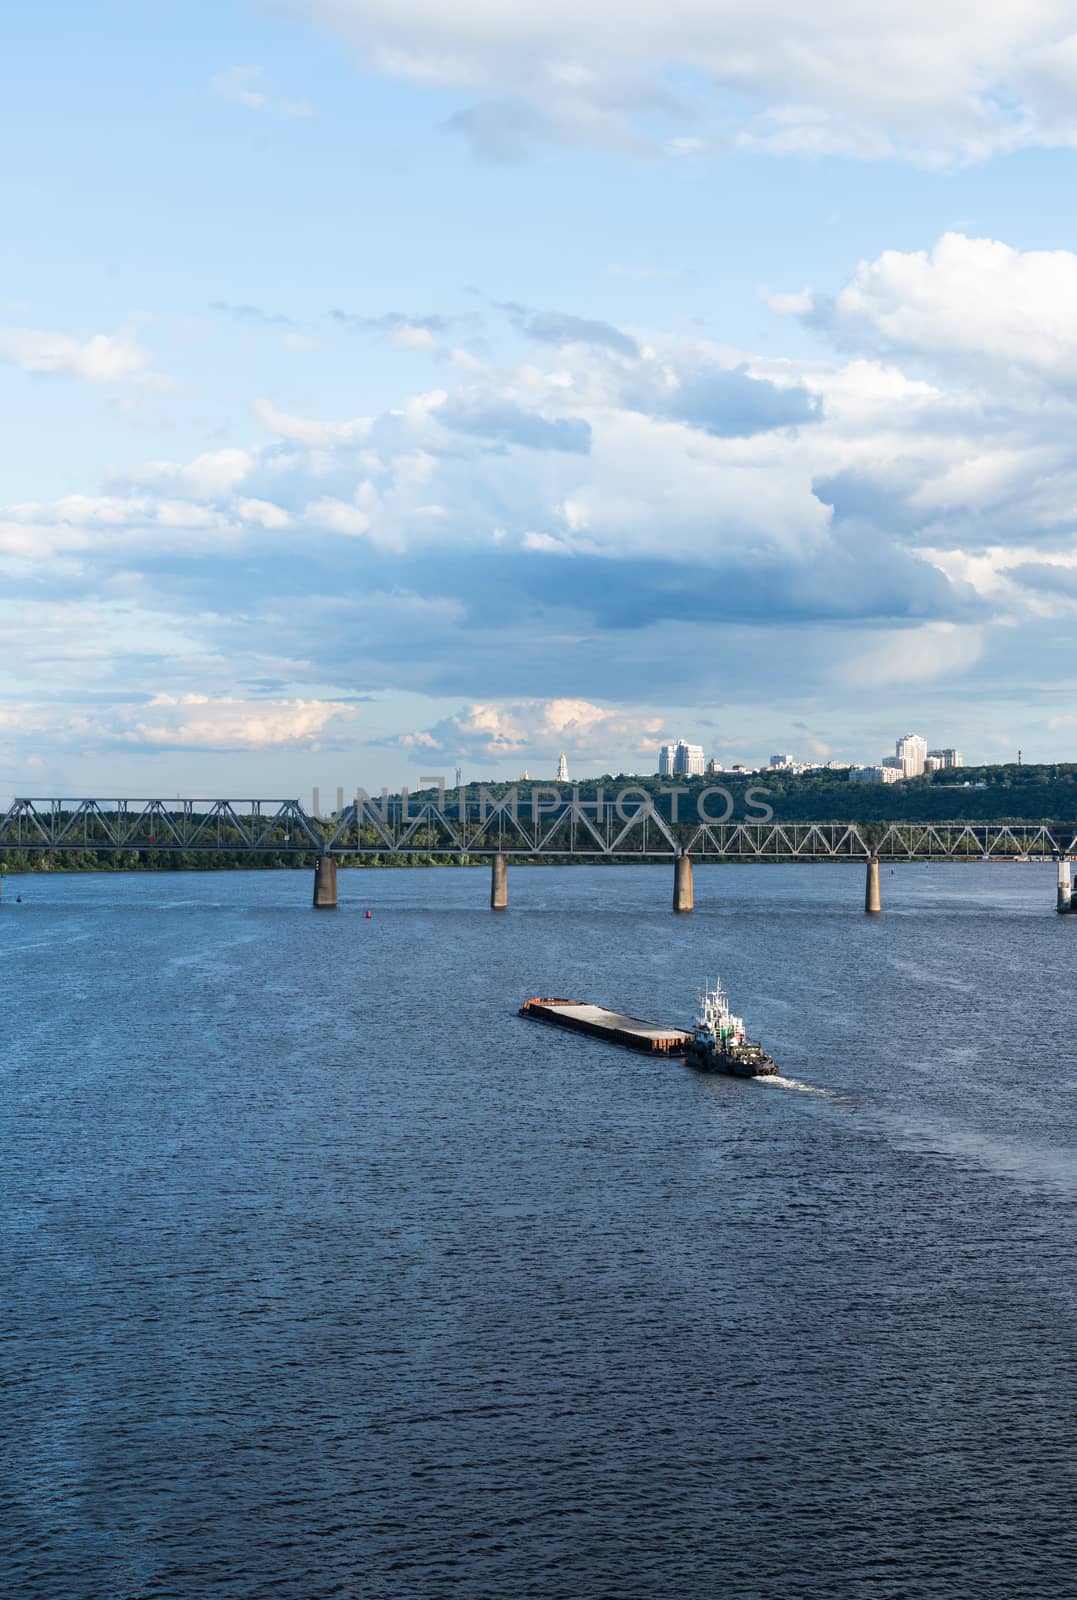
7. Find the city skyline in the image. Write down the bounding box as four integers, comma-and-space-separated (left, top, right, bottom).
0, 713, 1052, 811
4, 5, 1077, 795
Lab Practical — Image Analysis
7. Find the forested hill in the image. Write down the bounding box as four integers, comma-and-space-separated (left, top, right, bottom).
2, 764, 1076, 874
452, 763, 1077, 825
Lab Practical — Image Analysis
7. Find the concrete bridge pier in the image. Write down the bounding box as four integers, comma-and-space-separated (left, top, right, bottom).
673, 854, 694, 913
1057, 859, 1072, 914
313, 853, 338, 909
491, 852, 508, 910
865, 856, 882, 914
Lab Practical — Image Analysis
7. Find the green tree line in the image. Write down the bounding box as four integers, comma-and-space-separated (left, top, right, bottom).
3, 763, 1076, 872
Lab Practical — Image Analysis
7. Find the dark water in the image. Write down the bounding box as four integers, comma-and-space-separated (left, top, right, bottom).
3, 862, 1077, 1599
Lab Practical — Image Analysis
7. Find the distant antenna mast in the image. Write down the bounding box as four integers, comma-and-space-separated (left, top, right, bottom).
1017, 749, 1022, 767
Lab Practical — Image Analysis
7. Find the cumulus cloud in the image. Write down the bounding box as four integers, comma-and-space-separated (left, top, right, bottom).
126, 448, 253, 499
0, 689, 357, 754
0, 312, 1010, 604
439, 394, 592, 452
296, 0, 1077, 163
127, 693, 355, 750
627, 359, 819, 437
304, 496, 372, 536
1000, 559, 1077, 603
0, 326, 154, 384
784, 233, 1077, 386
12, 239, 1077, 765
0, 494, 243, 558
396, 698, 667, 762
237, 498, 292, 528
254, 397, 371, 446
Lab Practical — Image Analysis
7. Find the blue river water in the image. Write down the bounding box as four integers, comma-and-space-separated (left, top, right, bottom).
2, 861, 1076, 1599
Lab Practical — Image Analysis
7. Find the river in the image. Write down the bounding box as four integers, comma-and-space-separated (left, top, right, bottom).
3, 862, 1076, 1598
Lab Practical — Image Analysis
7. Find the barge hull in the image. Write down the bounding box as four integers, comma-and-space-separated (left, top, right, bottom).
520, 997, 690, 1056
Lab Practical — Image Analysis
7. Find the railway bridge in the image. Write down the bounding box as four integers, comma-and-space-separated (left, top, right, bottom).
2, 796, 1076, 915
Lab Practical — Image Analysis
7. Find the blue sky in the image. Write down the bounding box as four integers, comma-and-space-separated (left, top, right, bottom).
5, 0, 1077, 798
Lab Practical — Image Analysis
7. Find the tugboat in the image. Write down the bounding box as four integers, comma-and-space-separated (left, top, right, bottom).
686, 978, 778, 1078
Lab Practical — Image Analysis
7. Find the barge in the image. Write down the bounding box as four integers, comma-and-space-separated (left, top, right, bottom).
520, 978, 779, 1078
519, 997, 691, 1056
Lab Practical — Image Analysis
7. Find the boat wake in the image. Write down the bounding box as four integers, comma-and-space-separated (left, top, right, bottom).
756, 1074, 835, 1098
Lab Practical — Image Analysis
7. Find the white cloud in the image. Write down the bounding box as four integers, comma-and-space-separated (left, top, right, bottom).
0, 596, 226, 678
237, 497, 291, 528
763, 287, 814, 318
304, 496, 372, 536
128, 448, 253, 499
387, 322, 440, 352
211, 65, 313, 119
0, 494, 241, 558
788, 233, 1077, 385
12, 235, 1077, 750
129, 693, 354, 749
0, 326, 154, 384
0, 687, 357, 753
0, 702, 44, 732
521, 531, 569, 553
5, 296, 1060, 595
401, 697, 668, 759
298, 0, 1077, 163
255, 397, 371, 446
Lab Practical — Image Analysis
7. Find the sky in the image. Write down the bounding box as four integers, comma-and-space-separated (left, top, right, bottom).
5, 0, 1077, 799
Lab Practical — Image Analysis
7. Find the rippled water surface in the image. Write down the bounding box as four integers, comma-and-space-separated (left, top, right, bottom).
3, 862, 1077, 1599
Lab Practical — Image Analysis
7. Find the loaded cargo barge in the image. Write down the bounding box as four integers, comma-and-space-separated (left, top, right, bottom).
519, 997, 691, 1056
521, 980, 780, 1077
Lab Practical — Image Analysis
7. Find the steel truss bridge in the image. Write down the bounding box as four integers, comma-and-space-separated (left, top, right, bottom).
1, 797, 1075, 861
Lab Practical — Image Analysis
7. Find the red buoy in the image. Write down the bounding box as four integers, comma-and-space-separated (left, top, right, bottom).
365, 909, 373, 918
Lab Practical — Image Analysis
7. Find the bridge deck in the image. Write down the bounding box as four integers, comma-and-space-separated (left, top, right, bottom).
1, 799, 1074, 861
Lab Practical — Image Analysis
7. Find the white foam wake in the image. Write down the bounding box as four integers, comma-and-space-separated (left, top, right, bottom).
756, 1074, 835, 1097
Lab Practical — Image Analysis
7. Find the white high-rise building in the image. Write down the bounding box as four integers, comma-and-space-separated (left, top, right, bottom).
659, 740, 705, 777
928, 748, 964, 769
896, 733, 928, 778
676, 740, 705, 776
556, 752, 570, 782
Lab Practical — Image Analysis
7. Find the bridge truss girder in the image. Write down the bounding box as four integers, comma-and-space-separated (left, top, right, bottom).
1, 799, 1076, 861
